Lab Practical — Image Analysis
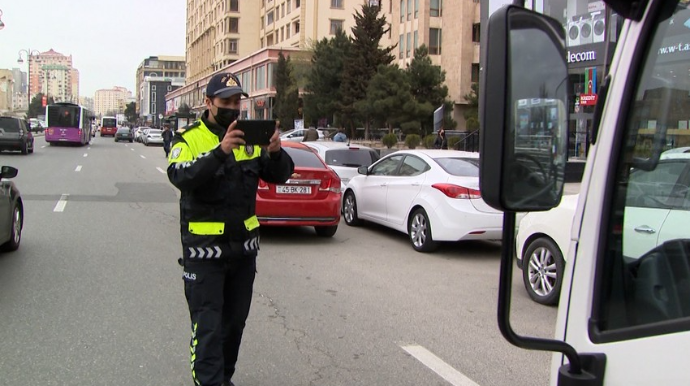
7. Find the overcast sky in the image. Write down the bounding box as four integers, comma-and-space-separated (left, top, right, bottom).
0, 0, 186, 98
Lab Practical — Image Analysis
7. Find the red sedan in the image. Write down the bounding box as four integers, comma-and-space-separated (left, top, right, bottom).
256, 141, 341, 237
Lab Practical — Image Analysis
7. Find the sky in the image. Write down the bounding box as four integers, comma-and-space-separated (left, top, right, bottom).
0, 0, 186, 98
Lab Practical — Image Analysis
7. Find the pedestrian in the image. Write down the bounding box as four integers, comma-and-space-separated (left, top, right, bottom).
333, 128, 347, 142
162, 123, 173, 157
302, 127, 319, 142
433, 129, 448, 149
167, 72, 295, 386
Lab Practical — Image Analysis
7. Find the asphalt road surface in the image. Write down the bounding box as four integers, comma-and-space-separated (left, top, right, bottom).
0, 134, 557, 386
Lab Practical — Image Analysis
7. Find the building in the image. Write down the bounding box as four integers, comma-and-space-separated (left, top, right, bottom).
27, 49, 80, 103
11, 68, 27, 111
79, 96, 95, 112
0, 69, 15, 113
135, 56, 186, 115
170, 0, 374, 116
94, 86, 132, 117
139, 76, 184, 126
387, 0, 480, 129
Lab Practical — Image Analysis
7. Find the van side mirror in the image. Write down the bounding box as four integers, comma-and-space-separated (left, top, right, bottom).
479, 5, 569, 212
0, 166, 18, 179
357, 166, 368, 175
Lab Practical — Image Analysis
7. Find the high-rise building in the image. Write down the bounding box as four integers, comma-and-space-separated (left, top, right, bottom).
94, 87, 132, 117
135, 56, 186, 115
28, 49, 80, 103
79, 96, 95, 113
0, 69, 15, 113
10, 68, 28, 111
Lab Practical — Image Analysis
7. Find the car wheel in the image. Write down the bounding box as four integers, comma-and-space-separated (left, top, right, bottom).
28, 142, 34, 154
1, 204, 22, 251
522, 237, 564, 305
343, 191, 361, 226
314, 225, 338, 237
408, 208, 438, 252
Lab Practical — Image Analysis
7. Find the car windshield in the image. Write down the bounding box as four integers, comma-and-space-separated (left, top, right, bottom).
284, 147, 326, 168
325, 149, 377, 167
117, 128, 130, 133
0, 117, 21, 133
434, 157, 480, 177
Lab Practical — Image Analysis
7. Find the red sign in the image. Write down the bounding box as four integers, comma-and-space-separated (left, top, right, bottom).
41, 95, 47, 107
579, 93, 598, 106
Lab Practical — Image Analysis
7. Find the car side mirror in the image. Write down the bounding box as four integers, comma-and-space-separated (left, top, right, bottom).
357, 166, 368, 175
0, 166, 18, 179
479, 5, 569, 212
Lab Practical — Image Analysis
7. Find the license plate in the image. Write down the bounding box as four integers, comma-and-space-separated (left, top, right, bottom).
276, 185, 311, 194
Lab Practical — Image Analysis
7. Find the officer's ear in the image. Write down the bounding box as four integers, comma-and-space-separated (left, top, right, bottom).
204, 96, 213, 109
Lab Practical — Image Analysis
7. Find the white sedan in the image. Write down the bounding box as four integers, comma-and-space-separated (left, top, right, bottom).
516, 151, 690, 305
342, 149, 503, 252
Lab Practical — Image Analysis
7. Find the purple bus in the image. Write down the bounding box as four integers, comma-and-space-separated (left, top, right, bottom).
45, 103, 93, 145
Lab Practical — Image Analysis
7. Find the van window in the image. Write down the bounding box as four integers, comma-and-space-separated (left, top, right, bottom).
0, 117, 21, 133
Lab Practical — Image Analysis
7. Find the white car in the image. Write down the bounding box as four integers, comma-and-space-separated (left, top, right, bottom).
303, 142, 380, 187
516, 151, 690, 305
143, 128, 164, 146
280, 128, 328, 142
343, 149, 503, 252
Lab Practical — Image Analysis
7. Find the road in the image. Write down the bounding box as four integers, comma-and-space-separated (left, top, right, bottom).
0, 135, 557, 386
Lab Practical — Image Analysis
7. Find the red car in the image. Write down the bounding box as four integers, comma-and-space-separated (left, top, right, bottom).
256, 141, 341, 237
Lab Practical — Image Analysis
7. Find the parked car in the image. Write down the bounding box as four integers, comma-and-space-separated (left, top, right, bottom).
0, 166, 23, 252
143, 128, 164, 146
280, 128, 328, 142
303, 142, 380, 187
0, 117, 34, 155
343, 149, 503, 252
114, 127, 133, 143
516, 151, 690, 305
134, 127, 151, 143
255, 141, 341, 237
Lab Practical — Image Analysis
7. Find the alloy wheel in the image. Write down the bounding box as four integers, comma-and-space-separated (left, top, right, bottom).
527, 247, 558, 297
409, 212, 428, 248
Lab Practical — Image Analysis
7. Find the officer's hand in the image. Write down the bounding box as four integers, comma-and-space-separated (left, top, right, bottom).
266, 125, 281, 154
220, 120, 245, 155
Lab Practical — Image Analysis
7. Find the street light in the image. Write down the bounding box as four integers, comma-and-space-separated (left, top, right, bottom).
17, 49, 41, 112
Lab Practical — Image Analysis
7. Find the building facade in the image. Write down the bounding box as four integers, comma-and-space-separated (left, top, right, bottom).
135, 56, 186, 115
0, 69, 15, 113
27, 49, 79, 103
94, 87, 132, 117
140, 76, 184, 126
79, 96, 95, 113
10, 68, 27, 112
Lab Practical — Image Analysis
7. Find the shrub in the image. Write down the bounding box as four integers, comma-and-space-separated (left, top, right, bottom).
405, 134, 421, 149
424, 134, 436, 149
448, 136, 461, 150
382, 133, 398, 149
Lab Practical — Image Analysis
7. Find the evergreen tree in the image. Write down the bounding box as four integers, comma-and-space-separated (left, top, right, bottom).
124, 102, 137, 123
463, 82, 479, 131
356, 64, 417, 133
28, 93, 54, 118
274, 52, 300, 131
339, 2, 395, 139
304, 29, 351, 128
406, 45, 453, 135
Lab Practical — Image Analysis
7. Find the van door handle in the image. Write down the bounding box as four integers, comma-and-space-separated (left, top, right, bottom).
634, 225, 656, 234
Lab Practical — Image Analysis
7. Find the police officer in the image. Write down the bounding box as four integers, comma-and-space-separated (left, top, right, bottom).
167, 72, 294, 386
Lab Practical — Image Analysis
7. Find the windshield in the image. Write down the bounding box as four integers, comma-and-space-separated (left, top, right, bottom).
434, 157, 480, 177
0, 117, 21, 133
47, 106, 80, 128
325, 149, 378, 167
284, 146, 326, 168
102, 118, 116, 127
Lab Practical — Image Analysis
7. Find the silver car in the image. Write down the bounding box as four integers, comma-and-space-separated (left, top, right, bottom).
143, 129, 164, 146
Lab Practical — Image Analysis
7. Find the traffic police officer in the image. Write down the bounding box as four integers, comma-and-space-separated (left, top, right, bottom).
167, 72, 294, 386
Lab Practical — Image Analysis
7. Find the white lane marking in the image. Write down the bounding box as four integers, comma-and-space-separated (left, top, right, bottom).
53, 194, 69, 212
140, 155, 146, 159
83, 153, 88, 157
401, 345, 480, 386
41, 145, 46, 149
156, 167, 166, 174
75, 165, 82, 172
131, 148, 135, 151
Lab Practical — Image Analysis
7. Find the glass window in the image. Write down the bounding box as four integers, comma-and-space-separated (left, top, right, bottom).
398, 156, 428, 176
595, 2, 690, 340
429, 28, 442, 55
230, 17, 239, 33
330, 19, 344, 35
325, 149, 378, 167
435, 158, 479, 177
295, 0, 300, 8
400, 0, 404, 22
229, 0, 238, 12
267, 10, 274, 25
229, 39, 238, 54
287, 0, 291, 13
414, 0, 419, 18
283, 147, 326, 168
371, 155, 403, 176
256, 65, 266, 90
406, 32, 411, 57
471, 63, 480, 83
414, 30, 418, 49
294, 21, 300, 34
407, 0, 411, 20
472, 23, 480, 43
430, 0, 442, 17
331, 0, 343, 8
399, 34, 404, 59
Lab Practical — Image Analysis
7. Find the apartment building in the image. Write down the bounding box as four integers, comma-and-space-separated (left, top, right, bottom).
135, 56, 186, 115
27, 49, 80, 103
386, 0, 480, 128
0, 69, 14, 113
94, 86, 132, 117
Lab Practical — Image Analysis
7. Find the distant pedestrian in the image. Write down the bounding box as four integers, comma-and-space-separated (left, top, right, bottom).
162, 123, 173, 157
433, 129, 448, 150
333, 128, 347, 143
302, 127, 319, 142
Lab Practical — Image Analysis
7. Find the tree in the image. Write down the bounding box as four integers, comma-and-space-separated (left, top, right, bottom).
124, 102, 137, 123
406, 45, 453, 136
463, 82, 479, 131
356, 65, 417, 133
304, 29, 351, 128
28, 93, 54, 118
178, 103, 191, 115
273, 52, 301, 131
339, 2, 395, 139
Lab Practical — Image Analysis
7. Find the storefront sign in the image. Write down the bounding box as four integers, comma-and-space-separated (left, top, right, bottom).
567, 50, 597, 63
580, 93, 598, 106
255, 98, 266, 108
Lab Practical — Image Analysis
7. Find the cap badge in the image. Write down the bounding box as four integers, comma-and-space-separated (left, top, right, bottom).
225, 76, 238, 87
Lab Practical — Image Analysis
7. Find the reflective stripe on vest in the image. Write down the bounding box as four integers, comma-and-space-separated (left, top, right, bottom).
188, 222, 225, 235
244, 215, 260, 231
233, 145, 261, 162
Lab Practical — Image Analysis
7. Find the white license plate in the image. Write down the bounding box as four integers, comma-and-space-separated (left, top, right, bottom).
276, 185, 311, 194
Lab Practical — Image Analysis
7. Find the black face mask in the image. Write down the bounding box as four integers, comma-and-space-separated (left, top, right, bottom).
212, 105, 240, 128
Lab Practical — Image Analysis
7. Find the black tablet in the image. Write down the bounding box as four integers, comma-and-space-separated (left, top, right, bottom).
235, 120, 276, 146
